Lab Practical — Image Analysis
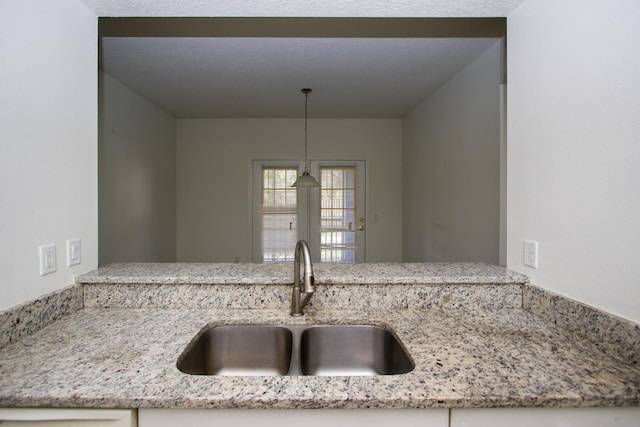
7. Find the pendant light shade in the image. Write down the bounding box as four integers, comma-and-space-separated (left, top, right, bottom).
292, 171, 319, 187
292, 88, 320, 188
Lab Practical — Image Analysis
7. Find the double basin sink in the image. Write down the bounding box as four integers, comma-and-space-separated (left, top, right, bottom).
177, 324, 414, 376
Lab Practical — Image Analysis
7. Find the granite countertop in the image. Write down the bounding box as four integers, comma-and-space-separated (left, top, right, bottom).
0, 306, 638, 409
0, 263, 638, 409
75, 262, 530, 285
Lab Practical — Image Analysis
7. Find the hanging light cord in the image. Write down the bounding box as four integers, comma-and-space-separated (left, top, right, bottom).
291, 88, 319, 188
303, 89, 310, 173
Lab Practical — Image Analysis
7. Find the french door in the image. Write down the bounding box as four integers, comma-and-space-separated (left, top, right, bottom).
253, 160, 365, 263
309, 161, 365, 263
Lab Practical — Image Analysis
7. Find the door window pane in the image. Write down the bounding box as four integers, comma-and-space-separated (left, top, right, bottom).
320, 167, 357, 263
262, 168, 298, 262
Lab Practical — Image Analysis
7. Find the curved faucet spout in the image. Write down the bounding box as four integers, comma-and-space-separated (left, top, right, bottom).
291, 240, 315, 316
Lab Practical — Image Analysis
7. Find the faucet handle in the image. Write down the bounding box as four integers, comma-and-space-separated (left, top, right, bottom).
304, 274, 315, 294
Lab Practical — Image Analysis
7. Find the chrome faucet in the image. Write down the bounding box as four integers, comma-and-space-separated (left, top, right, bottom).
291, 240, 315, 316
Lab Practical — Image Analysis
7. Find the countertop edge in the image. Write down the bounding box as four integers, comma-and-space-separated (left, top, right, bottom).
1, 394, 637, 410
74, 262, 530, 285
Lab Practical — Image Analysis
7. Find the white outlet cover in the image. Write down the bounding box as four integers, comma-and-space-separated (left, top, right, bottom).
523, 240, 538, 268
39, 244, 57, 275
66, 239, 81, 267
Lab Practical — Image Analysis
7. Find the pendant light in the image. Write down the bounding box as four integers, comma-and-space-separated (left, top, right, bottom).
292, 88, 320, 187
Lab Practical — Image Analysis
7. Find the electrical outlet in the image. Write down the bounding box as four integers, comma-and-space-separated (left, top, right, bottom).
39, 244, 57, 275
524, 240, 538, 268
66, 239, 81, 267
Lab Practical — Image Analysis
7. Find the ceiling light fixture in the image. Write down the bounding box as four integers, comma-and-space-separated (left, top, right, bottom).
292, 88, 320, 188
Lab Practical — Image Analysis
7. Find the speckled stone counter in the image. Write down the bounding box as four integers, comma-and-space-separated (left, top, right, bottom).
77, 262, 527, 310
0, 263, 638, 410
0, 306, 638, 409
76, 262, 530, 285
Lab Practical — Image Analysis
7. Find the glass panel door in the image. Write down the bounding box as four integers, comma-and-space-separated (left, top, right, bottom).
261, 167, 299, 262
310, 161, 365, 263
252, 160, 364, 263
252, 161, 308, 263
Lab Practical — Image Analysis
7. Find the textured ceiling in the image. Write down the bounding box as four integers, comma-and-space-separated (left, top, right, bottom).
81, 0, 525, 18
102, 37, 500, 118
88, 1, 526, 118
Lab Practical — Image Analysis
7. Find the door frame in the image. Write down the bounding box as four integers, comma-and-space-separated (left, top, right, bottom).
252, 159, 366, 263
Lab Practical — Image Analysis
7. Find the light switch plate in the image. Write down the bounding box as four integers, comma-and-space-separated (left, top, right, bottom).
524, 240, 538, 268
66, 239, 81, 267
39, 244, 57, 275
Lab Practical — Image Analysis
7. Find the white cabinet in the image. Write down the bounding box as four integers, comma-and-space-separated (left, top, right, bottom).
10, 406, 637, 427
0, 408, 137, 427
138, 408, 449, 427
450, 407, 640, 427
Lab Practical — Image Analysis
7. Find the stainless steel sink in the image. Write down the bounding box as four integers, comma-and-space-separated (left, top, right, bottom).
299, 325, 414, 376
177, 324, 413, 376
177, 325, 293, 375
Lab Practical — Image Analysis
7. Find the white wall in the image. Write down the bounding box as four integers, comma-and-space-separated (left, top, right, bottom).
6, 0, 635, 326
99, 73, 176, 265
402, 41, 502, 263
176, 119, 402, 262
507, 0, 640, 322
0, 0, 97, 310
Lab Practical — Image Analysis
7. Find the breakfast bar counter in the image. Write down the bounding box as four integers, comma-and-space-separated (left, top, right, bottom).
0, 263, 638, 409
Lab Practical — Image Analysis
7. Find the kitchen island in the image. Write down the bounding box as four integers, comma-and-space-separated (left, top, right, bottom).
0, 263, 638, 414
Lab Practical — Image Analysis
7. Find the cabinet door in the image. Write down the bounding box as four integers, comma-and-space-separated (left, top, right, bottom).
0, 408, 137, 427
451, 407, 640, 427
139, 408, 448, 427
